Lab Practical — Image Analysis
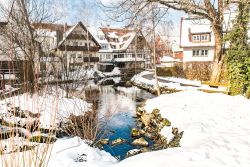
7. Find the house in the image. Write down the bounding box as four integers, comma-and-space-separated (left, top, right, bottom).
155, 35, 183, 62
91, 27, 152, 73
33, 22, 101, 74
180, 10, 250, 63
180, 16, 215, 63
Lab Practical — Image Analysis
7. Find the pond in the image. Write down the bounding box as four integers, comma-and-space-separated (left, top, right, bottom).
86, 78, 156, 160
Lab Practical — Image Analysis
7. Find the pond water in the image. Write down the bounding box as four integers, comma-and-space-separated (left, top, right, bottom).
90, 79, 156, 160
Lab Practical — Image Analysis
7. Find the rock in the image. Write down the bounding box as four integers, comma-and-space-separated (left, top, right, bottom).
140, 147, 150, 153
131, 128, 140, 138
139, 129, 145, 135
141, 113, 152, 127
150, 119, 161, 129
131, 137, 148, 147
162, 118, 171, 127
152, 109, 160, 117
111, 138, 126, 146
168, 127, 184, 148
30, 135, 57, 144
136, 107, 145, 117
125, 149, 141, 158
95, 143, 104, 150
98, 138, 109, 145
74, 153, 87, 162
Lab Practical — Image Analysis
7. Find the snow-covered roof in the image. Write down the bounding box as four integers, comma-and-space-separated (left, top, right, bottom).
88, 26, 110, 52
100, 28, 137, 52
180, 16, 214, 48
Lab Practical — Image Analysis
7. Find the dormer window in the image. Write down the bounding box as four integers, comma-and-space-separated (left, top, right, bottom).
191, 34, 210, 42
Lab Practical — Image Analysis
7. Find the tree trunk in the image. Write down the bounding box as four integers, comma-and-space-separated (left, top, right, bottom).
210, 28, 224, 83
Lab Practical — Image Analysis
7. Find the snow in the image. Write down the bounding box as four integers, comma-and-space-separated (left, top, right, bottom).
1, 88, 250, 167
103, 67, 121, 77
0, 89, 91, 129
161, 56, 180, 62
48, 137, 117, 167
131, 71, 229, 92
114, 91, 250, 167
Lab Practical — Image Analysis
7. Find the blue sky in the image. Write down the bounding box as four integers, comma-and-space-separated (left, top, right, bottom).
53, 0, 184, 34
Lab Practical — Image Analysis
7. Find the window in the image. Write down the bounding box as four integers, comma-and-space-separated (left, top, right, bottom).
192, 34, 210, 42
73, 42, 78, 46
192, 50, 209, 57
201, 34, 209, 41
118, 54, 124, 58
106, 54, 111, 59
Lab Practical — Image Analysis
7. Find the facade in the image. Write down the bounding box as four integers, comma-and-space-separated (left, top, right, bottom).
34, 22, 101, 73
90, 27, 152, 72
180, 16, 215, 62
180, 10, 250, 63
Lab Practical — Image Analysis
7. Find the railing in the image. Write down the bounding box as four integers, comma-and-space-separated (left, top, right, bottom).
58, 45, 100, 52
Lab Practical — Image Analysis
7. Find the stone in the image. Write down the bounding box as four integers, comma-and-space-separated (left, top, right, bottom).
162, 118, 171, 127
131, 137, 148, 147
141, 113, 152, 127
111, 138, 126, 146
131, 128, 140, 138
98, 138, 109, 145
30, 135, 57, 144
168, 127, 184, 148
152, 109, 160, 117
74, 153, 87, 162
136, 107, 145, 116
125, 149, 141, 158
140, 147, 150, 153
139, 129, 145, 135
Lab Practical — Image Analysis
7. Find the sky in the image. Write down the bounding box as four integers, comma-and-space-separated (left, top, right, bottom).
64, 0, 185, 36
0, 0, 185, 36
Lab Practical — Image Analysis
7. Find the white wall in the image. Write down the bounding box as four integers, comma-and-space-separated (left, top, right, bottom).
183, 47, 214, 62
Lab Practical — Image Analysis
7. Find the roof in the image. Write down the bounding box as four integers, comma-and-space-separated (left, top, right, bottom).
57, 21, 101, 49
100, 27, 137, 52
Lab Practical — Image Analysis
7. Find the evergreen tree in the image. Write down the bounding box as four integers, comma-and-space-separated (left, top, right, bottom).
226, 0, 250, 98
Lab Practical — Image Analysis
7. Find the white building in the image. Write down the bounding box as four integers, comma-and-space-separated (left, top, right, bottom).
180, 10, 250, 63
90, 27, 152, 72
180, 16, 215, 62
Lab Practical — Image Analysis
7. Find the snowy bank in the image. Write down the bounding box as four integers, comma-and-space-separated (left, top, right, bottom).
48, 137, 117, 167
131, 71, 229, 93
115, 91, 250, 167
0, 90, 91, 129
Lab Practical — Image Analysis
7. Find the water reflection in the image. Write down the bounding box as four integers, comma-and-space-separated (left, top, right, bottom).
83, 77, 155, 160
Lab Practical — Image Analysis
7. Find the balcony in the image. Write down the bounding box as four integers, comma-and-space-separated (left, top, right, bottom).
58, 45, 100, 52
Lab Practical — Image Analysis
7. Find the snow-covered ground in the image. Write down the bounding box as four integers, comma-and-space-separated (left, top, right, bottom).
115, 91, 250, 167
48, 137, 117, 167
0, 88, 91, 129
45, 91, 250, 167
1, 89, 250, 167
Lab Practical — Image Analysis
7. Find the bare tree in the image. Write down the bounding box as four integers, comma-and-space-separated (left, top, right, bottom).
100, 0, 242, 82
0, 0, 55, 92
